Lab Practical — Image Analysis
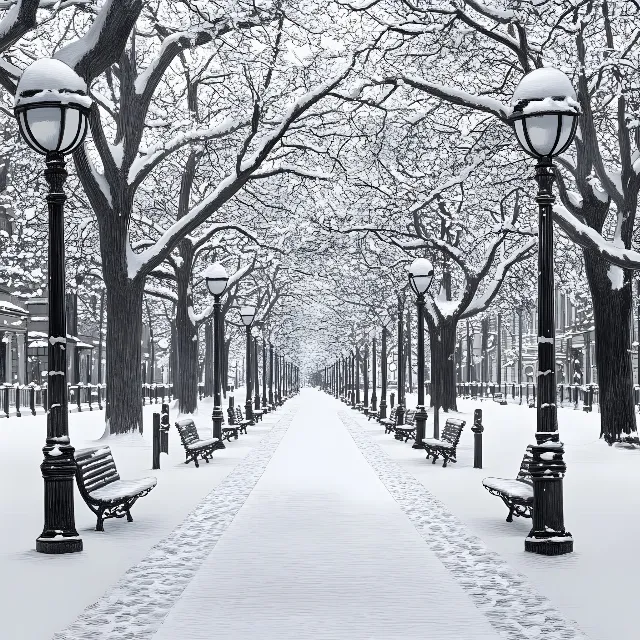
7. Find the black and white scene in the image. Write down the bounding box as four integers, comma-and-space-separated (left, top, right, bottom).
0, 1, 637, 638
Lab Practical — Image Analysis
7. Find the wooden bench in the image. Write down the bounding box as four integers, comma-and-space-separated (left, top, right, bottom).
175, 418, 219, 467
482, 446, 534, 522
380, 407, 398, 434
493, 392, 508, 405
75, 446, 157, 531
394, 410, 418, 442
422, 418, 466, 467
223, 408, 240, 441
235, 407, 252, 434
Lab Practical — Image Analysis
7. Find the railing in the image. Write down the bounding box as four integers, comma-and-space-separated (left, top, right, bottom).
446, 381, 604, 411
0, 383, 173, 418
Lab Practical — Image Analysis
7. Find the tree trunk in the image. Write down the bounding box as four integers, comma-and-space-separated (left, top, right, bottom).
175, 257, 198, 414
428, 318, 458, 412
204, 319, 213, 397
584, 251, 637, 443
169, 319, 178, 394
104, 279, 144, 434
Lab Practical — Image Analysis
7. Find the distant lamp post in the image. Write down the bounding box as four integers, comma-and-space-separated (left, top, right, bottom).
408, 257, 434, 449
15, 58, 92, 554
510, 67, 579, 556
202, 262, 230, 447
239, 304, 256, 422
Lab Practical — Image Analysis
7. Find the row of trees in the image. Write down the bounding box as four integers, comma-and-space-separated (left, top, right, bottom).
0, 1, 638, 443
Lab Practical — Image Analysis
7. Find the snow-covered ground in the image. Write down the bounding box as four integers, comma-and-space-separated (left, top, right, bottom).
1, 387, 636, 640
0, 389, 272, 640
357, 389, 638, 640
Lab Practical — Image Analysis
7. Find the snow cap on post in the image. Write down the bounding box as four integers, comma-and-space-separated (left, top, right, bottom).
510, 67, 579, 160
201, 262, 229, 296
14, 58, 92, 156
408, 257, 434, 295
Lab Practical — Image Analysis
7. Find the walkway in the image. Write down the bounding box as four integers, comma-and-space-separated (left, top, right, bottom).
55, 390, 587, 640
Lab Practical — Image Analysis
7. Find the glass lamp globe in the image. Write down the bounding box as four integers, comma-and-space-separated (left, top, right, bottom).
239, 304, 256, 327
14, 58, 92, 156
408, 257, 434, 295
510, 67, 579, 159
201, 262, 229, 296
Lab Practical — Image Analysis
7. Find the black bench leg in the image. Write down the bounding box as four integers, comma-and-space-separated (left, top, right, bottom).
506, 506, 515, 523
204, 454, 210, 463
193, 456, 200, 468
126, 507, 133, 523
96, 509, 105, 532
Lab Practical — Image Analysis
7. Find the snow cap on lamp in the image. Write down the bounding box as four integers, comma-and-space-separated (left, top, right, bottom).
201, 262, 229, 296
14, 58, 92, 155
408, 257, 434, 295
510, 67, 579, 159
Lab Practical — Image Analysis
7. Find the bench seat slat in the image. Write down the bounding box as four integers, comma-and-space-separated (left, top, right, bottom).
89, 477, 157, 502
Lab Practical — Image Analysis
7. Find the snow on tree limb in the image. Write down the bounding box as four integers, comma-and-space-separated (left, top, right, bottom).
554, 204, 640, 269
128, 115, 249, 188
127, 54, 360, 280
55, 0, 144, 83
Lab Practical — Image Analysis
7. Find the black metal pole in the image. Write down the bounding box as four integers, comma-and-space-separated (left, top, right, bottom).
413, 293, 427, 448
371, 336, 377, 412
466, 320, 471, 383
363, 341, 369, 413
497, 312, 502, 386
254, 337, 260, 411
396, 298, 405, 426
269, 343, 274, 407
245, 326, 253, 422
262, 338, 267, 410
37, 152, 82, 554
212, 295, 225, 448
355, 344, 361, 407
525, 157, 572, 556
380, 327, 388, 419
350, 351, 355, 407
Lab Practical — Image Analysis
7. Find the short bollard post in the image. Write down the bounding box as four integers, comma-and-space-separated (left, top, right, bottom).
152, 412, 161, 470
390, 392, 395, 408
160, 403, 170, 454
30, 385, 36, 416
4, 385, 10, 417
472, 408, 483, 469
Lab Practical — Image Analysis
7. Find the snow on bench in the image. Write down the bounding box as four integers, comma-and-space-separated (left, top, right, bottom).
75, 446, 157, 531
482, 446, 534, 522
175, 418, 219, 467
423, 418, 466, 467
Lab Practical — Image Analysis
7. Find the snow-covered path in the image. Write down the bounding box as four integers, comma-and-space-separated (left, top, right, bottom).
51, 389, 590, 640
150, 389, 499, 639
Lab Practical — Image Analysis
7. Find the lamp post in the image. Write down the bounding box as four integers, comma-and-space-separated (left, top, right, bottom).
15, 58, 92, 554
202, 262, 231, 448
371, 329, 377, 412
396, 295, 405, 427
408, 258, 435, 449
253, 332, 260, 412
262, 334, 267, 412
354, 343, 361, 408
239, 304, 256, 423
269, 342, 274, 408
510, 67, 579, 556
379, 321, 388, 419
363, 339, 369, 414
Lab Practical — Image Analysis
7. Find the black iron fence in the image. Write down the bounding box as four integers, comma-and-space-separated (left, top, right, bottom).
0, 382, 174, 418
440, 381, 603, 411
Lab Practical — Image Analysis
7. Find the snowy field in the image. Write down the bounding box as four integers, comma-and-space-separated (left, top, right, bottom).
0, 391, 266, 640
1, 388, 637, 640
359, 390, 638, 640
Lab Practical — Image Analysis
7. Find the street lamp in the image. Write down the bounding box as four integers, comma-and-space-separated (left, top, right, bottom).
15, 58, 92, 554
239, 304, 256, 422
510, 67, 579, 556
408, 257, 434, 449
201, 262, 230, 447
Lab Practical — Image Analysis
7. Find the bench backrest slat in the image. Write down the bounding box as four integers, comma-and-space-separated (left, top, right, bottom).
442, 419, 466, 446
404, 410, 416, 425
517, 445, 534, 484
75, 447, 120, 493
175, 419, 201, 446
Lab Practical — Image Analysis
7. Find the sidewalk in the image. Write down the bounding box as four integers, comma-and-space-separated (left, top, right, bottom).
55, 390, 588, 639
154, 389, 502, 639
